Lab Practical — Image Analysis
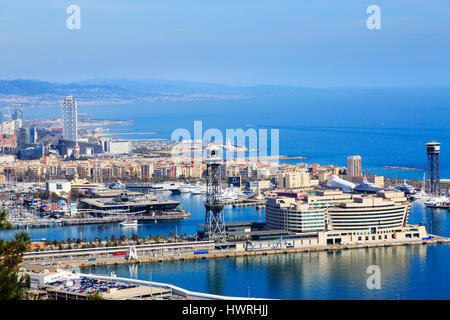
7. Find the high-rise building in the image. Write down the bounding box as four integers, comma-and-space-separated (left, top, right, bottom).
17, 127, 37, 149
12, 109, 23, 121
62, 96, 78, 142
277, 169, 311, 189
347, 155, 362, 176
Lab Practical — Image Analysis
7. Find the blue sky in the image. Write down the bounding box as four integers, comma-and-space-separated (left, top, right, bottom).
1, 0, 449, 87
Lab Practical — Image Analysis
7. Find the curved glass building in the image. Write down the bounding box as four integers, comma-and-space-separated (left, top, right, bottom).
327, 196, 410, 232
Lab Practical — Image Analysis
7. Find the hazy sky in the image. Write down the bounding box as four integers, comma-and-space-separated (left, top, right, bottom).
1, 0, 450, 87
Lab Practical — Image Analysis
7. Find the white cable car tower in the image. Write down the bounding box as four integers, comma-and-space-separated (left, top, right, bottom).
204, 144, 226, 241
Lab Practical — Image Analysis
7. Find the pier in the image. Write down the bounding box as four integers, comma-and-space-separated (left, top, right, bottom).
9, 212, 191, 229
232, 200, 266, 209
22, 236, 450, 268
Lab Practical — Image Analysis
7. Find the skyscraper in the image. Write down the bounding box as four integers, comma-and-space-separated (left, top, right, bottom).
12, 109, 23, 121
62, 96, 78, 142
347, 155, 362, 176
16, 127, 37, 149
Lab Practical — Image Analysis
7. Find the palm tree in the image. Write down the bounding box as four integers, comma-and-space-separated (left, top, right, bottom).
0, 210, 12, 230
0, 231, 31, 300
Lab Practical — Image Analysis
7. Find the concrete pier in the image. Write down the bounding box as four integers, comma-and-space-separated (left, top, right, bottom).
27, 236, 449, 269
10, 212, 191, 229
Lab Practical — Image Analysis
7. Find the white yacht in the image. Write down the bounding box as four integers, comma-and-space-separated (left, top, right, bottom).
178, 184, 193, 193
424, 196, 449, 207
395, 180, 416, 195
151, 182, 179, 193
120, 216, 138, 227
412, 174, 429, 200
411, 189, 429, 200
220, 187, 245, 201
179, 183, 199, 193
190, 184, 206, 195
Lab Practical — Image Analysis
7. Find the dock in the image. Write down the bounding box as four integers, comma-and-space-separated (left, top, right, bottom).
232, 200, 265, 209
71, 237, 450, 268
9, 212, 191, 229
23, 236, 450, 269
426, 204, 450, 210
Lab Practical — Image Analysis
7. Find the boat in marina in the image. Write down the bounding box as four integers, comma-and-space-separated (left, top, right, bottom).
411, 174, 429, 200
151, 182, 180, 193
395, 180, 416, 195
190, 185, 206, 195
179, 183, 199, 193
354, 178, 383, 193
424, 196, 450, 208
120, 216, 138, 227
109, 181, 126, 190
219, 187, 246, 201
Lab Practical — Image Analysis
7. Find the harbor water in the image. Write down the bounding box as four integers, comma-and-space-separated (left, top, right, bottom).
2, 192, 445, 300
78, 199, 450, 300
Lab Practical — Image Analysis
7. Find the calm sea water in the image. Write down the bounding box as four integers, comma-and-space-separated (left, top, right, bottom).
0, 193, 265, 241
2, 193, 447, 299
75, 198, 450, 300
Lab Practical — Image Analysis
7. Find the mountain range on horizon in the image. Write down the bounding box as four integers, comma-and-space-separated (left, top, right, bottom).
0, 78, 313, 96
0, 78, 449, 109
0, 78, 319, 108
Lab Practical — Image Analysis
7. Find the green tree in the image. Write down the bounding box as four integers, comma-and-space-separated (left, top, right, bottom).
86, 290, 104, 300
0, 210, 12, 230
70, 189, 81, 200
0, 231, 31, 300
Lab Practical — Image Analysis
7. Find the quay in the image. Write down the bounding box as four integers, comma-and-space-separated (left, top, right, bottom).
426, 203, 450, 210
232, 200, 265, 209
23, 236, 450, 268
9, 212, 191, 229
23, 264, 263, 300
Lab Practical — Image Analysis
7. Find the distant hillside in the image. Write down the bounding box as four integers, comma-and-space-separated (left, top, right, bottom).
0, 79, 135, 97
0, 78, 312, 108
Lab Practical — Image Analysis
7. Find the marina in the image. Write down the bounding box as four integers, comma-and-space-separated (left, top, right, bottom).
10, 214, 191, 228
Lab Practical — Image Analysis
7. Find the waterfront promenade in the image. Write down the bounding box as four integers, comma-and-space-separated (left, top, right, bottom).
23, 235, 450, 268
